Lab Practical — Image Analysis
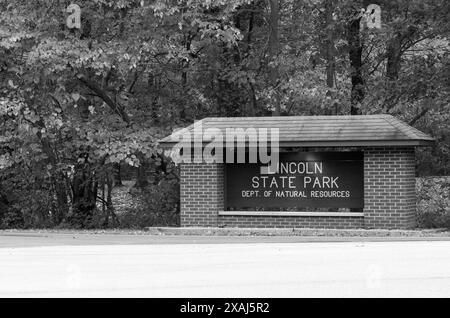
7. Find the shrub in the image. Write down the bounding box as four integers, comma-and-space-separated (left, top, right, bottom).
0, 207, 24, 229
118, 178, 180, 229
0, 190, 55, 229
416, 177, 450, 229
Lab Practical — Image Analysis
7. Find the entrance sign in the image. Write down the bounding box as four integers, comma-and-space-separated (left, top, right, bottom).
159, 114, 434, 229
225, 152, 364, 209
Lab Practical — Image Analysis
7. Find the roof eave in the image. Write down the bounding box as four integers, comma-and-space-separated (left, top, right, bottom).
157, 139, 435, 148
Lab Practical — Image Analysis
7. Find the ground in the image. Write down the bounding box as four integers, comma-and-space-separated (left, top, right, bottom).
0, 231, 450, 297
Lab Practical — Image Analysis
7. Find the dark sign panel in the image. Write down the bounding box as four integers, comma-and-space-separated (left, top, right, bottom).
225, 152, 364, 209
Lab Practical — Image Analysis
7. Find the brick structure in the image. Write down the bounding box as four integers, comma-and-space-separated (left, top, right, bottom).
179, 147, 415, 229
364, 147, 416, 229
161, 115, 433, 230
218, 215, 364, 229
180, 163, 224, 227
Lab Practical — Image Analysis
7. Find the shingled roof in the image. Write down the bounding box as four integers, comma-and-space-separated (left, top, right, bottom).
159, 114, 434, 147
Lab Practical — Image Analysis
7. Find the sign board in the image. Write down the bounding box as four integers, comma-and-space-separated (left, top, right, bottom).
225, 152, 364, 209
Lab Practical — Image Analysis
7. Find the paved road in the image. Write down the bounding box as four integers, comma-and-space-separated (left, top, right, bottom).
0, 238, 449, 297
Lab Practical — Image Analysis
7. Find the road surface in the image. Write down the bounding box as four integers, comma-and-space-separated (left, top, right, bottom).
0, 234, 449, 297
2, 231, 450, 248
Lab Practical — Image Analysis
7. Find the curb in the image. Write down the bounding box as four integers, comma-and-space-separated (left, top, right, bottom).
145, 226, 450, 237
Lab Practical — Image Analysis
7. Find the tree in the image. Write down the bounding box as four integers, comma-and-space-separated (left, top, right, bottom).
0, 0, 249, 227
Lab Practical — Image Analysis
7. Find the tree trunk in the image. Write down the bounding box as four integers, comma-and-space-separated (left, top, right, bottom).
113, 162, 123, 187
134, 154, 149, 188
39, 135, 69, 224
268, 0, 280, 116
384, 33, 402, 112
104, 171, 118, 227
325, 0, 337, 114
71, 158, 98, 227
325, 0, 335, 88
347, 15, 364, 115
53, 175, 69, 224
386, 34, 402, 80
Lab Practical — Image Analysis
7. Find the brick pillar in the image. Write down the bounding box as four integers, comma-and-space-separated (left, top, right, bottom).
180, 163, 224, 227
364, 147, 416, 229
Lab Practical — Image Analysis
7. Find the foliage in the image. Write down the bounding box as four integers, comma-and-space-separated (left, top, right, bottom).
0, 0, 248, 227
416, 177, 450, 229
118, 177, 180, 229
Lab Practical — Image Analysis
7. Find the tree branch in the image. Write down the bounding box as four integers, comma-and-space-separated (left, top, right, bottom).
77, 74, 131, 125
409, 108, 429, 126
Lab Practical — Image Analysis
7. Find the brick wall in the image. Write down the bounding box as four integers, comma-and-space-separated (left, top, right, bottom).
180, 162, 224, 227
218, 215, 364, 229
364, 147, 416, 229
179, 147, 417, 229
